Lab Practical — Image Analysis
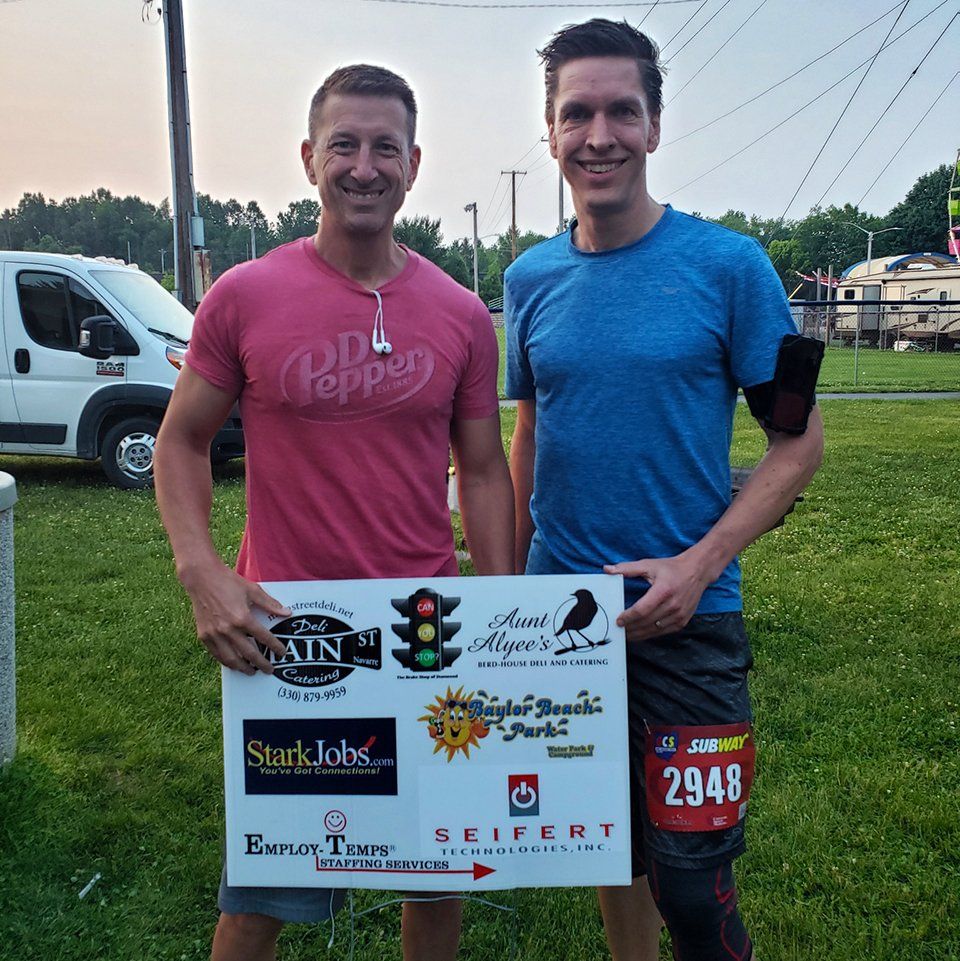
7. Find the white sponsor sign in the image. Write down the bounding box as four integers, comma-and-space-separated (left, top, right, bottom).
223, 574, 630, 891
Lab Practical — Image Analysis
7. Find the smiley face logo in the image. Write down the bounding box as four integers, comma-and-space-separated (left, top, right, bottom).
324, 810, 347, 833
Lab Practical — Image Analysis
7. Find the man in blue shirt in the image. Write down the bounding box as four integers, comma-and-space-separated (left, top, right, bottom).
505, 19, 824, 961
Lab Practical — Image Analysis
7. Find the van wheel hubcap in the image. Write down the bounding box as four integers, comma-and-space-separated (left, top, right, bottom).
116, 432, 156, 477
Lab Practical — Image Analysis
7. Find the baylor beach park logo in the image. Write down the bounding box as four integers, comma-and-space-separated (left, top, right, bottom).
262, 610, 382, 688
552, 589, 611, 655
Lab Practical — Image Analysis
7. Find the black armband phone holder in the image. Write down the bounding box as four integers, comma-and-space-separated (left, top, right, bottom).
743, 334, 824, 434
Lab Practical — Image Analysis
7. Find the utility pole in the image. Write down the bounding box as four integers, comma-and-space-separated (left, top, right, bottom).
159, 248, 166, 273
250, 223, 257, 259
464, 203, 479, 295
501, 170, 526, 261
162, 0, 203, 311
541, 135, 565, 234
558, 172, 565, 235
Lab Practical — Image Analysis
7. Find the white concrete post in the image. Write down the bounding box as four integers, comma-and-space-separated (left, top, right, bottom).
0, 472, 18, 767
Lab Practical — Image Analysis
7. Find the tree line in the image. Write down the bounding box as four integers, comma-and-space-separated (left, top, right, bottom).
1, 163, 952, 302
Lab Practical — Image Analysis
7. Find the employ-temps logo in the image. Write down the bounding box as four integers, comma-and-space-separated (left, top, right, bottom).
279, 331, 436, 422
243, 717, 398, 796
262, 612, 381, 688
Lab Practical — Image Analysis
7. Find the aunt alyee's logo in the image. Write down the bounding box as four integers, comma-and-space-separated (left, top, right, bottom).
279, 331, 436, 421
264, 612, 382, 687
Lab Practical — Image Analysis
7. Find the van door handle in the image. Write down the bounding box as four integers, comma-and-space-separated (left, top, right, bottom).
14, 349, 30, 374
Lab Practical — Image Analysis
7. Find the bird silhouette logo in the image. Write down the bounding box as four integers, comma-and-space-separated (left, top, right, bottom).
552, 589, 611, 655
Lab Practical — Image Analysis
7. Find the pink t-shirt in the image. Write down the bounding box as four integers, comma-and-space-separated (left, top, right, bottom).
186, 238, 499, 582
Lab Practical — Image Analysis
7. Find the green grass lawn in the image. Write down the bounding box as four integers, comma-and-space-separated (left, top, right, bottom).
1, 400, 958, 960
493, 326, 960, 395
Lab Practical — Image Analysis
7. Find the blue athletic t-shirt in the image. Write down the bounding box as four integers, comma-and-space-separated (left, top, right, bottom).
504, 206, 797, 612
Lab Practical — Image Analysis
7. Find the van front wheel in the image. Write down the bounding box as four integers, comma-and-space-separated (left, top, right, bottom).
101, 417, 160, 490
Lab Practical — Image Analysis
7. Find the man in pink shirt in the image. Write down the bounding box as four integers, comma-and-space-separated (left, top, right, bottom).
155, 64, 513, 961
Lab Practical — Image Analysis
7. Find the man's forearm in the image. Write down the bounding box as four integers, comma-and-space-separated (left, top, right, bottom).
688, 409, 824, 583
509, 422, 536, 574
154, 429, 223, 581
458, 469, 515, 576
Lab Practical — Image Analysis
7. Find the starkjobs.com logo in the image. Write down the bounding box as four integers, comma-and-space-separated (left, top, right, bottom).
243, 717, 398, 796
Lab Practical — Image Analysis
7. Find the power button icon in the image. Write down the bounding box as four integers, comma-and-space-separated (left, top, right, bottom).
508, 774, 540, 817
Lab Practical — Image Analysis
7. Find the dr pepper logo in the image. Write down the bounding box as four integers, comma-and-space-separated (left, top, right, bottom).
279, 331, 436, 422
262, 612, 381, 688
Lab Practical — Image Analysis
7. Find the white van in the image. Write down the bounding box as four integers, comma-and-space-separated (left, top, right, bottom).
0, 251, 243, 488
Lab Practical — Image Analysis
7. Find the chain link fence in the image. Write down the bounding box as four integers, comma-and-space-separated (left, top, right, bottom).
791, 299, 960, 391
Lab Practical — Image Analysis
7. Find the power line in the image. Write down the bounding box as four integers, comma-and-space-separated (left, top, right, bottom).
519, 146, 553, 181
668, 0, 771, 102
660, 0, 710, 53
660, 0, 908, 148
481, 176, 512, 233
360, 0, 701, 7
665, 0, 737, 63
479, 174, 508, 231
771, 0, 911, 228
638, 0, 661, 26
661, 59, 867, 200
509, 137, 548, 170
812, 9, 958, 209
659, 0, 949, 202
857, 69, 960, 207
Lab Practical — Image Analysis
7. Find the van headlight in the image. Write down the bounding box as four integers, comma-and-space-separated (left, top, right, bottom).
166, 346, 186, 370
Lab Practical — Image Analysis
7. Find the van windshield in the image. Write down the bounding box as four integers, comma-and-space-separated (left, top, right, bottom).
90, 270, 194, 345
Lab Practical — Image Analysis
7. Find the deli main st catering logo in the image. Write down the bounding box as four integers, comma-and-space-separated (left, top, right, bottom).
244, 717, 398, 796
262, 607, 382, 687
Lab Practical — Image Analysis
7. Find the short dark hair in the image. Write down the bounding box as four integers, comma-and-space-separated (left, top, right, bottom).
308, 64, 418, 145
539, 19, 664, 121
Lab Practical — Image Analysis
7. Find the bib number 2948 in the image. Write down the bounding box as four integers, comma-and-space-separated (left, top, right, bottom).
645, 723, 756, 832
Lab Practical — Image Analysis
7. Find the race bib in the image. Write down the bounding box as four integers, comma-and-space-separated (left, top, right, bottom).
644, 723, 755, 832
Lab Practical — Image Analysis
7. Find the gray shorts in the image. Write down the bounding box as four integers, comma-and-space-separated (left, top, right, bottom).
218, 860, 346, 923
626, 611, 754, 875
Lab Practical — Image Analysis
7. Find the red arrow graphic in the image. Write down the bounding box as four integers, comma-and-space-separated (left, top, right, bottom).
315, 859, 494, 881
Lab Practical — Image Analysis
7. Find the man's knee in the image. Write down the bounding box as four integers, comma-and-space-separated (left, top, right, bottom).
217, 911, 284, 942
647, 860, 751, 961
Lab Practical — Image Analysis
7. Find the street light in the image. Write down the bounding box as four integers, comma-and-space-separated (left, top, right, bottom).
841, 222, 902, 276
123, 215, 135, 264
843, 222, 903, 356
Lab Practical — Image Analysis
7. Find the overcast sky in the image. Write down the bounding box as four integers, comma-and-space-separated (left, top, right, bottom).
1, 0, 957, 244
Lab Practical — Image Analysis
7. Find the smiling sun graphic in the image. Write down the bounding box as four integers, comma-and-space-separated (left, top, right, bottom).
420, 685, 490, 761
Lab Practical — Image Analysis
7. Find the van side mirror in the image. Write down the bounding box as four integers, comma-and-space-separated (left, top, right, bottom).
79, 315, 118, 359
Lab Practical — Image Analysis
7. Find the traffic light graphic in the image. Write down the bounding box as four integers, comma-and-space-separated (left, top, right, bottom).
391, 588, 461, 672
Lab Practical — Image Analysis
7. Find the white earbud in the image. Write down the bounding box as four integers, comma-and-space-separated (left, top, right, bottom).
371, 289, 392, 355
